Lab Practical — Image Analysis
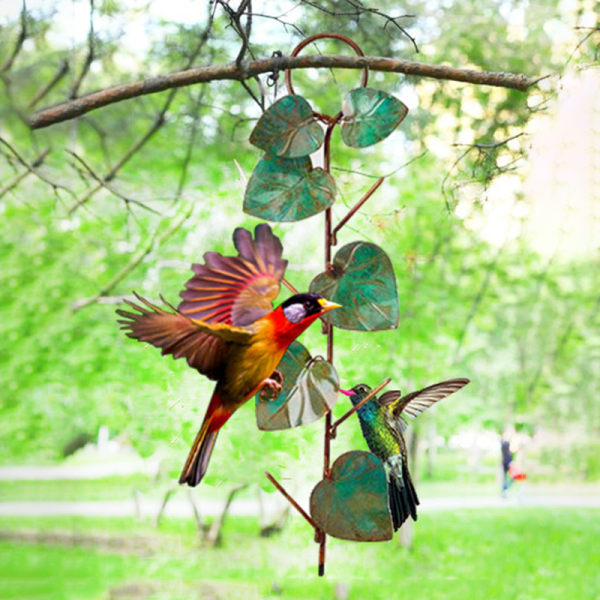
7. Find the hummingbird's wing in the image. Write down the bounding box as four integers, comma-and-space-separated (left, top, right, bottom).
117, 293, 253, 380
178, 224, 287, 327
383, 378, 470, 433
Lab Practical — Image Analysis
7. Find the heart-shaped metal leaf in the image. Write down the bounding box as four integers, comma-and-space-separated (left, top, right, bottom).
244, 154, 336, 222
255, 342, 339, 431
249, 94, 324, 158
309, 241, 399, 331
341, 88, 408, 148
310, 450, 393, 542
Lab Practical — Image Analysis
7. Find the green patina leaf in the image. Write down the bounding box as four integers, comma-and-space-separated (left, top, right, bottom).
249, 94, 324, 158
255, 342, 339, 431
244, 154, 336, 222
341, 88, 408, 148
310, 450, 393, 542
310, 241, 399, 331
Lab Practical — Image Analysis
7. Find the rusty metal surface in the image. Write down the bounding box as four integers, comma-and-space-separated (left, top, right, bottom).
310, 451, 393, 542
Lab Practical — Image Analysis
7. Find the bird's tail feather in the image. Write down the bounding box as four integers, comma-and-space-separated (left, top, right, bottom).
179, 391, 231, 487
388, 463, 420, 530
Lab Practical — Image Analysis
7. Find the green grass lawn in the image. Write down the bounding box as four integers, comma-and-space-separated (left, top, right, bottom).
1, 509, 598, 600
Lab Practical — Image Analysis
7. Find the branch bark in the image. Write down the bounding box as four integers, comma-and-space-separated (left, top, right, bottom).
29, 54, 541, 129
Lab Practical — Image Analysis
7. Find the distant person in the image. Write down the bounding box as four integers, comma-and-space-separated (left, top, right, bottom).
501, 437, 514, 498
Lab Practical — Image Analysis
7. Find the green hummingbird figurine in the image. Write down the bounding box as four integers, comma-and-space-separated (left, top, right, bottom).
341, 378, 470, 530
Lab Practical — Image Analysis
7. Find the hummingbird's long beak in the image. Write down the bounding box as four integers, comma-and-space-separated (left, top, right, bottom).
339, 389, 353, 397
318, 298, 341, 313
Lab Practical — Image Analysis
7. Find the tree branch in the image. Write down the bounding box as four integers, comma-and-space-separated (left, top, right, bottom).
29, 54, 541, 129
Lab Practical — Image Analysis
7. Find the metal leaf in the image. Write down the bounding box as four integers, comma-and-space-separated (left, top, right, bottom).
244, 154, 336, 222
249, 94, 324, 158
255, 342, 339, 431
309, 241, 399, 331
310, 450, 393, 542
341, 88, 408, 148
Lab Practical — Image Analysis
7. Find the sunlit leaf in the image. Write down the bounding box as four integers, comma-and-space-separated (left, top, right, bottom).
255, 342, 339, 431
249, 94, 324, 158
341, 88, 408, 148
310, 241, 399, 330
244, 154, 336, 222
310, 450, 393, 541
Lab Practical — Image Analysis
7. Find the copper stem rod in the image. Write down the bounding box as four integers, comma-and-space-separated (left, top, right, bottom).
318, 115, 342, 578
281, 278, 299, 294
264, 472, 317, 529
330, 377, 392, 435
332, 177, 385, 244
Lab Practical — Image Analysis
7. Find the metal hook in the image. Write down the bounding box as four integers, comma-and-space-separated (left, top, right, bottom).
267, 50, 283, 96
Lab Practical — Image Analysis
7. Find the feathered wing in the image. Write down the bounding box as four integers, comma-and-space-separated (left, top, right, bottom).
382, 378, 470, 433
178, 223, 287, 327
116, 293, 253, 380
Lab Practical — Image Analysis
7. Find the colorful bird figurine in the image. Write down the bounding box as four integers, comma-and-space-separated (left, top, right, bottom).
117, 224, 340, 486
341, 378, 469, 529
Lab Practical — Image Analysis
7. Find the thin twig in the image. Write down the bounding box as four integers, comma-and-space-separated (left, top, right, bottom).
329, 377, 392, 437
0, 148, 50, 199
1, 0, 27, 73
526, 293, 600, 402
301, 0, 418, 52
66, 150, 161, 215
27, 60, 69, 110
332, 177, 384, 244
0, 138, 76, 199
66, 11, 215, 214
332, 150, 428, 179
67, 113, 164, 214
171, 90, 204, 203
80, 117, 111, 166
29, 55, 541, 129
72, 205, 193, 311
453, 246, 504, 362
70, 0, 95, 99
265, 472, 316, 529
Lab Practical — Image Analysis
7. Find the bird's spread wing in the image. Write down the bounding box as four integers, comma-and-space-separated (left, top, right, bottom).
178, 224, 287, 327
117, 293, 253, 380
383, 378, 470, 433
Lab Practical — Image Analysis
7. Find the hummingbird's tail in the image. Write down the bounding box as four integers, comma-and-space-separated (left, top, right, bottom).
387, 460, 419, 530
179, 390, 231, 487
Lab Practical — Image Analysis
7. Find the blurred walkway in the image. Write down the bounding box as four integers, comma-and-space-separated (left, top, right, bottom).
0, 493, 598, 518
0, 462, 158, 480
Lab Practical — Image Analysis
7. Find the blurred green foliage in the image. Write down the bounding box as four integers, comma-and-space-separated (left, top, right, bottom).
0, 0, 599, 487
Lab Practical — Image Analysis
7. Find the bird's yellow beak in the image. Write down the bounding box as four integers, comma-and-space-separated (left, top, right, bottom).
318, 298, 342, 312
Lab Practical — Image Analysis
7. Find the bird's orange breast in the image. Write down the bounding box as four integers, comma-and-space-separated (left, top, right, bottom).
219, 314, 287, 404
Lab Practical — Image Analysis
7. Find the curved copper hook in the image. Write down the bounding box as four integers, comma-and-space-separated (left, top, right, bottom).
284, 33, 369, 97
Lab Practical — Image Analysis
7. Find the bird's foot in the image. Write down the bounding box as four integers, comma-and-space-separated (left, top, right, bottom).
271, 370, 283, 386
259, 372, 283, 402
